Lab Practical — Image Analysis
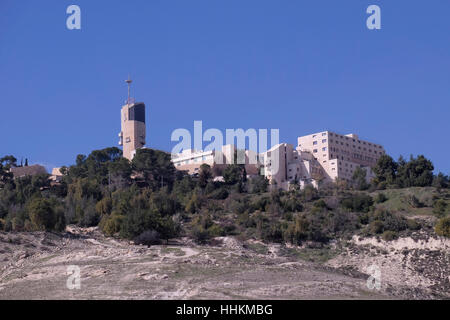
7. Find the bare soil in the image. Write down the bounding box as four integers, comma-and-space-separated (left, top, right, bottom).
0, 226, 448, 300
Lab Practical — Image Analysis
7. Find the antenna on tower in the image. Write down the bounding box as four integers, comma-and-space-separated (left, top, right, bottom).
125, 75, 133, 105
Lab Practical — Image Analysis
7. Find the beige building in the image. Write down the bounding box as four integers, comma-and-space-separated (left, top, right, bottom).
260, 143, 322, 190
171, 144, 259, 176
171, 130, 385, 191
118, 101, 146, 161
297, 131, 385, 183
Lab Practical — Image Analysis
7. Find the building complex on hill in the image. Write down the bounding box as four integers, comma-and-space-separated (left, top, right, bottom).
113, 79, 386, 191
170, 131, 385, 191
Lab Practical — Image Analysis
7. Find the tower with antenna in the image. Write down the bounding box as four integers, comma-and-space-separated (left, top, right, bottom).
118, 76, 146, 160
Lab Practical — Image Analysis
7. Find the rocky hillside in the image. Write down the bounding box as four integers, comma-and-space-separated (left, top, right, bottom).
0, 225, 448, 300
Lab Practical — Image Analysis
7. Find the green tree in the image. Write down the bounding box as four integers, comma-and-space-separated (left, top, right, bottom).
396, 155, 434, 187
352, 167, 369, 190
28, 198, 56, 231
435, 217, 450, 238
432, 173, 449, 189
198, 164, 212, 188
373, 155, 397, 186
132, 149, 176, 190
223, 165, 245, 185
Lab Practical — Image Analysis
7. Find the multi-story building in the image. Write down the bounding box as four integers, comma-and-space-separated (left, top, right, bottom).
171, 131, 385, 190
260, 143, 322, 190
171, 144, 259, 176
118, 78, 146, 161
297, 131, 385, 182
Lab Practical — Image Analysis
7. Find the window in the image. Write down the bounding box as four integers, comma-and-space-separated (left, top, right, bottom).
313, 141, 318, 145
313, 149, 318, 153
322, 139, 327, 143
322, 132, 327, 136
322, 147, 327, 151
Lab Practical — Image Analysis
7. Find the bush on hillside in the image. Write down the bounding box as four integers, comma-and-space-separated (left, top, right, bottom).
435, 217, 450, 238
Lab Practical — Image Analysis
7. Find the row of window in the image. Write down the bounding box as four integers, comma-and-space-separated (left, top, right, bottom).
312, 139, 327, 145
329, 132, 382, 149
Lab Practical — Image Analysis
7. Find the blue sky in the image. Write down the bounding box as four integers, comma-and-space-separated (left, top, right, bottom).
0, 0, 449, 173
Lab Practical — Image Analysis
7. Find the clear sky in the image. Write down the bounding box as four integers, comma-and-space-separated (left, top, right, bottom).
0, 0, 449, 173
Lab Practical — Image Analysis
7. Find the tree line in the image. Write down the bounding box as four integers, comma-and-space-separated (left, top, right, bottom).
0, 149, 449, 242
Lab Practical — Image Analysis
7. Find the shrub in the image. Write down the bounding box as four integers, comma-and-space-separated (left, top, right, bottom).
374, 193, 388, 204
185, 193, 202, 214
259, 221, 284, 243
328, 210, 359, 234
134, 230, 161, 246
251, 196, 270, 212
100, 214, 124, 236
433, 199, 448, 217
208, 187, 229, 200
190, 212, 223, 243
282, 196, 304, 212
283, 215, 309, 244
313, 199, 328, 209
368, 220, 384, 234
248, 175, 268, 194
27, 198, 56, 231
191, 227, 211, 244
370, 209, 407, 232
406, 195, 423, 208
237, 212, 256, 228
227, 199, 248, 214
382, 230, 398, 241
341, 193, 373, 213
406, 219, 421, 231
301, 185, 319, 202
435, 217, 450, 238
54, 208, 66, 232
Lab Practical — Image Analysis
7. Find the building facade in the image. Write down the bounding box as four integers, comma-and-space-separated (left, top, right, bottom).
297, 131, 385, 183
171, 144, 259, 176
170, 131, 385, 191
118, 102, 146, 161
260, 143, 322, 190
